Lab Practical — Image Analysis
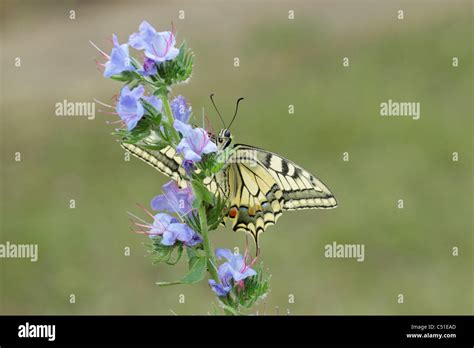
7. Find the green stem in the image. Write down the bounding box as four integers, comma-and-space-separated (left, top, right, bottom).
161, 95, 180, 143
198, 205, 219, 282
198, 203, 235, 315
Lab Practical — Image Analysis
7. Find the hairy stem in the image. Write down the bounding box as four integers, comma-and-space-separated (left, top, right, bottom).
198, 203, 235, 315
198, 204, 219, 282
161, 95, 180, 143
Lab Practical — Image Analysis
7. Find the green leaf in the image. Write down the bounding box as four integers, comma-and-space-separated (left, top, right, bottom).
141, 99, 160, 118
156, 256, 207, 287
191, 179, 213, 206
153, 85, 169, 96
141, 142, 169, 151
161, 121, 177, 143
165, 244, 183, 265
127, 79, 141, 89
206, 195, 229, 231
110, 71, 135, 82
186, 246, 198, 261
233, 265, 271, 309
186, 247, 206, 266
183, 212, 201, 233
147, 237, 184, 265
180, 256, 207, 284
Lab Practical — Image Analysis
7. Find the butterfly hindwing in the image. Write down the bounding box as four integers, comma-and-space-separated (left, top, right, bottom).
225, 159, 284, 247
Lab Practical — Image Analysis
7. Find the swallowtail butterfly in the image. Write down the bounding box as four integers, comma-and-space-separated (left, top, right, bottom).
121, 97, 337, 251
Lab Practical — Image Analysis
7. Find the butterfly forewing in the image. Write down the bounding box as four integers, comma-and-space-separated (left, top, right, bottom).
236, 145, 337, 210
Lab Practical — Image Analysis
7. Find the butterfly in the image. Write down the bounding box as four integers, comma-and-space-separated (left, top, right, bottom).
121, 96, 337, 252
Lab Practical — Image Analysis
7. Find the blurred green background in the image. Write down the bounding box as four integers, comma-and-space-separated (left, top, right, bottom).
0, 0, 472, 315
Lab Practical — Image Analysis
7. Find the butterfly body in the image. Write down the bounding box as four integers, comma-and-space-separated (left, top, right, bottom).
121, 128, 337, 250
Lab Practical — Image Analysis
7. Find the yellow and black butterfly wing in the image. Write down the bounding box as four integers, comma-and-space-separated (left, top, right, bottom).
212, 144, 337, 249
122, 130, 220, 188
236, 144, 337, 210
121, 133, 187, 186
224, 156, 285, 248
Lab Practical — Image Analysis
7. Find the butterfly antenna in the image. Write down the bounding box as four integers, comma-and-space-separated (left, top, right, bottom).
210, 93, 226, 128
228, 97, 244, 130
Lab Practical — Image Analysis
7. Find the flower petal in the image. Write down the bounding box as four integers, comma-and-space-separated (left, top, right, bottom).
129, 20, 157, 50
166, 222, 202, 247
181, 147, 202, 162
142, 95, 163, 112
150, 194, 171, 212
161, 230, 177, 246
130, 85, 145, 99
103, 36, 135, 78
186, 232, 203, 247
174, 119, 193, 137
125, 117, 139, 131
239, 267, 257, 280
208, 279, 231, 297
170, 95, 191, 123
202, 140, 218, 154
215, 248, 235, 261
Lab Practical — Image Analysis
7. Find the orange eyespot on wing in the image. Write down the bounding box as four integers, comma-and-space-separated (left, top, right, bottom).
229, 207, 238, 219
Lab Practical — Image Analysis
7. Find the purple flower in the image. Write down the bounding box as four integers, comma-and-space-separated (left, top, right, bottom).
104, 34, 135, 78
209, 277, 232, 297
129, 21, 179, 63
215, 249, 257, 281
148, 213, 202, 247
138, 57, 157, 76
174, 120, 218, 163
208, 249, 257, 297
151, 180, 194, 216
170, 95, 191, 123
142, 95, 163, 113
116, 86, 161, 131
116, 85, 145, 131
128, 21, 157, 50
182, 159, 195, 176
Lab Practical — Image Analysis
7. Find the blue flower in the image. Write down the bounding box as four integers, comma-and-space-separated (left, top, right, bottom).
209, 276, 232, 297
174, 120, 218, 163
170, 95, 191, 123
151, 180, 194, 217
182, 159, 195, 176
128, 21, 156, 50
129, 21, 179, 63
148, 213, 202, 247
116, 85, 145, 131
138, 57, 157, 76
142, 94, 163, 113
208, 249, 257, 297
104, 34, 135, 78
215, 249, 257, 281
